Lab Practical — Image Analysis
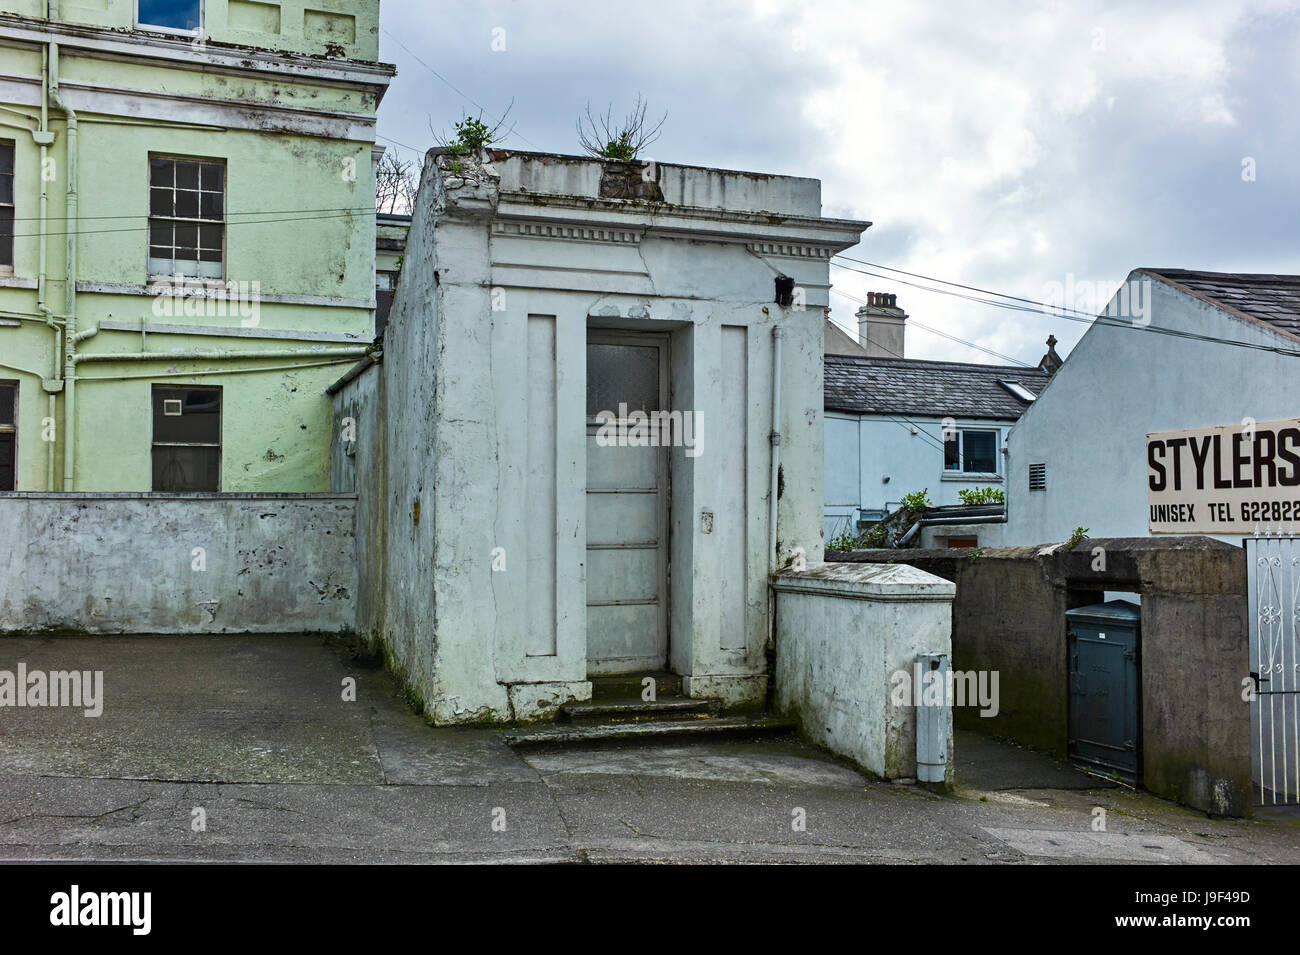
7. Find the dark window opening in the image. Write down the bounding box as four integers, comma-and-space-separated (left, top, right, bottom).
963, 430, 997, 473
944, 428, 999, 474
944, 433, 959, 470
375, 270, 398, 340
138, 0, 202, 31
151, 386, 221, 492
0, 381, 15, 491
0, 140, 14, 269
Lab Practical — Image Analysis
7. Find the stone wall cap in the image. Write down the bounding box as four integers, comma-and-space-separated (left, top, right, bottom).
831, 535, 1243, 563
773, 561, 956, 600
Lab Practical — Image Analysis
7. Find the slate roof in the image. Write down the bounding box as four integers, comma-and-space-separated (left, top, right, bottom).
1140, 269, 1300, 339
824, 354, 1049, 420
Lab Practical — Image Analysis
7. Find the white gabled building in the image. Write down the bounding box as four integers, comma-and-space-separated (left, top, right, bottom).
1001, 269, 1300, 545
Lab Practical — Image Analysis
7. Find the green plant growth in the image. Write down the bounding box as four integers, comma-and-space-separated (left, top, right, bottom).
401, 684, 424, 717
576, 95, 667, 161
958, 486, 1005, 505
827, 520, 887, 552
435, 105, 514, 170
900, 489, 933, 514
827, 532, 856, 552
598, 131, 637, 161
448, 116, 492, 156
1066, 526, 1090, 548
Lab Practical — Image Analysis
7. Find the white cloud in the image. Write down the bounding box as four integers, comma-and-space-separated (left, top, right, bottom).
378, 0, 1300, 364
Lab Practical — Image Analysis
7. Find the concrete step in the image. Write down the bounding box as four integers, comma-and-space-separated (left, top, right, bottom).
590, 672, 682, 699
560, 697, 720, 724
502, 714, 796, 748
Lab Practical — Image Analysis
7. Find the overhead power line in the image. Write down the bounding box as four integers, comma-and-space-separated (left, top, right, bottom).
831, 286, 1034, 368
830, 257, 1300, 359
836, 253, 1099, 320
826, 287, 1007, 462
380, 27, 534, 148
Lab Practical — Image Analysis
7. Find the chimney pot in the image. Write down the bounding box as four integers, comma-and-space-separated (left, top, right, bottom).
855, 293, 908, 359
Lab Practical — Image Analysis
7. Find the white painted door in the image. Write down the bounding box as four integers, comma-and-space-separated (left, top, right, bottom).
585, 332, 669, 674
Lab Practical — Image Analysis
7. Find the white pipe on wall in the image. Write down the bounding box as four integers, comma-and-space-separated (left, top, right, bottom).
48, 37, 77, 491
73, 346, 372, 365
768, 320, 783, 573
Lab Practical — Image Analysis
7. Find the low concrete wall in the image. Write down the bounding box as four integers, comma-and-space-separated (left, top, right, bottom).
774, 562, 956, 781
832, 537, 1251, 815
0, 493, 357, 634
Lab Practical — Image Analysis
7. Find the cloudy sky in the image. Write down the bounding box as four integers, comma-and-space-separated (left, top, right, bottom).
375, 0, 1300, 366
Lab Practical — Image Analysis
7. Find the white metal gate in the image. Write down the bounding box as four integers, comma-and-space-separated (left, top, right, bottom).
1247, 536, 1300, 805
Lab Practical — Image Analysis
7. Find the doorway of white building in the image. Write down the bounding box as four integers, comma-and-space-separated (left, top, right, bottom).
585, 330, 670, 674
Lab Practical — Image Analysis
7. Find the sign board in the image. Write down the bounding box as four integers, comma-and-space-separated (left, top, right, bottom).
1147, 419, 1300, 534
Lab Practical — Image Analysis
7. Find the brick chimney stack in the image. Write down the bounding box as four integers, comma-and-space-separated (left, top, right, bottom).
856, 293, 907, 359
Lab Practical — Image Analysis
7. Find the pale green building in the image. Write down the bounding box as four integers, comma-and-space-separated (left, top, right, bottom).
0, 0, 393, 491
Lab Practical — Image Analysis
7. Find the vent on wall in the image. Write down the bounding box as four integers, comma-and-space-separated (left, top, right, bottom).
1029, 463, 1047, 491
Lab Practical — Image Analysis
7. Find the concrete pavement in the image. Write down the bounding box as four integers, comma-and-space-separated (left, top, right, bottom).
1, 634, 1297, 864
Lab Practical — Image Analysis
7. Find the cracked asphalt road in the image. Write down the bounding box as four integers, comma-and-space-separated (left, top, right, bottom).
1, 634, 1298, 864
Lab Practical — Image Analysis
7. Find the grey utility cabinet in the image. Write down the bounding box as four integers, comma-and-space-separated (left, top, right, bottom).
1066, 599, 1141, 782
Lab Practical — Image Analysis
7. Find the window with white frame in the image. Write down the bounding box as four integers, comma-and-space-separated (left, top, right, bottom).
137, 0, 202, 33
944, 428, 999, 474
149, 156, 225, 279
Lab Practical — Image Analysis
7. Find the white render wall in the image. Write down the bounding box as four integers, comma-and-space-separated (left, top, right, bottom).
774, 562, 955, 780
1000, 273, 1300, 546
354, 151, 866, 723
824, 412, 1011, 540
